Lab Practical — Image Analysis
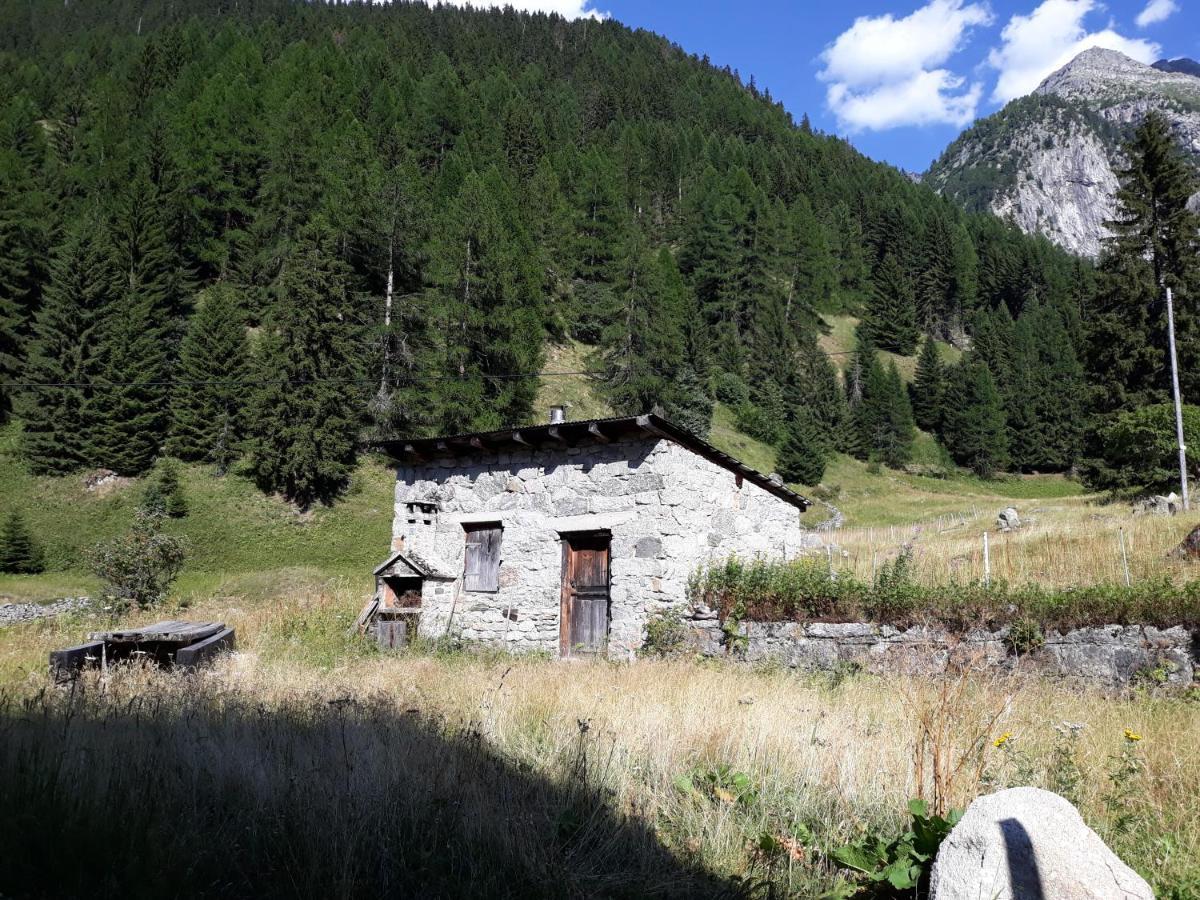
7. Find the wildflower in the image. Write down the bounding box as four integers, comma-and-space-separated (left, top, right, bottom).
993, 732, 1013, 748
1123, 729, 1142, 742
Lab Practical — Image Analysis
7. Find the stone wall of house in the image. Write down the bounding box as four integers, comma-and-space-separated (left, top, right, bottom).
393, 436, 812, 657
686, 611, 1196, 688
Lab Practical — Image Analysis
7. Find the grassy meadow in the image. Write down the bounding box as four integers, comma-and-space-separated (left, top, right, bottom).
1, 589, 1197, 897
3, 355, 1200, 897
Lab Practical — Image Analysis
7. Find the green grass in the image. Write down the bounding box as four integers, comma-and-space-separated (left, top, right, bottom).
818, 315, 962, 382
708, 403, 778, 475
799, 452, 1085, 527
536, 340, 614, 421
0, 423, 392, 602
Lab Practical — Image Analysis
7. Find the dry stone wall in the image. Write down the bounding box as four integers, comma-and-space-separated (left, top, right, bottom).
687, 610, 1195, 687
394, 436, 812, 657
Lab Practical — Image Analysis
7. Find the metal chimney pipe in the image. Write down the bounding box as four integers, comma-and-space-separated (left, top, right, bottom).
549, 405, 566, 424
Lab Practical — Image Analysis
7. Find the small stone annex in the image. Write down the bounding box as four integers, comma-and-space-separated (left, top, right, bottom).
372, 412, 811, 658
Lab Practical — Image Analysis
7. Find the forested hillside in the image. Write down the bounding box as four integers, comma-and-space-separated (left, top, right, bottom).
0, 0, 1188, 505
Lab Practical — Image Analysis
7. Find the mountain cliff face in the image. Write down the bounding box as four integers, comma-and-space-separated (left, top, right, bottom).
927, 48, 1200, 257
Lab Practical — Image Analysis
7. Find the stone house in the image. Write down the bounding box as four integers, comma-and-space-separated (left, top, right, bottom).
374, 412, 810, 658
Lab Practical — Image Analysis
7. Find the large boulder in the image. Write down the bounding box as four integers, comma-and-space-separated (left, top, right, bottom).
1170, 523, 1200, 559
997, 507, 1021, 531
930, 787, 1152, 900
1132, 493, 1180, 516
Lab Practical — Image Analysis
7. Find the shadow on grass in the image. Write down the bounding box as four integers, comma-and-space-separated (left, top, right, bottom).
0, 674, 739, 899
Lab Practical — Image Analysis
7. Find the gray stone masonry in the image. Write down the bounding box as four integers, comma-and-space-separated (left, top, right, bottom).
686, 611, 1196, 688
394, 435, 813, 658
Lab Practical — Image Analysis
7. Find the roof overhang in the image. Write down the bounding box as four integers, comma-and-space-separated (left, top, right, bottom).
373, 549, 455, 580
377, 414, 809, 511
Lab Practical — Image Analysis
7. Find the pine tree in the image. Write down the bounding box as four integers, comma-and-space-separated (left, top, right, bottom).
849, 339, 914, 466
143, 458, 188, 518
84, 288, 169, 475
942, 356, 1008, 478
17, 221, 118, 474
0, 278, 17, 425
0, 509, 45, 574
777, 409, 826, 486
880, 362, 915, 469
910, 335, 946, 434
600, 234, 682, 417
108, 176, 192, 352
246, 221, 364, 507
863, 253, 918, 354
167, 286, 250, 472
1087, 112, 1200, 415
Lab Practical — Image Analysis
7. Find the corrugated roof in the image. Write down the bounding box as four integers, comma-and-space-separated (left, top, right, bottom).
377, 413, 809, 511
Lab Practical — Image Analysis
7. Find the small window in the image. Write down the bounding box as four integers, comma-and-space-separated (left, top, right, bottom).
463, 523, 502, 592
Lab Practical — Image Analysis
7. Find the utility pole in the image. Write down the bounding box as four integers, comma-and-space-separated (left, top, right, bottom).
1166, 285, 1190, 511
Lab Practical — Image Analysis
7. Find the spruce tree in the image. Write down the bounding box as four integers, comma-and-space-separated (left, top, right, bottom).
1088, 112, 1200, 415
942, 356, 1008, 478
863, 253, 918, 354
84, 288, 168, 475
167, 285, 250, 471
17, 221, 118, 474
0, 509, 45, 574
850, 341, 914, 466
910, 335, 946, 434
246, 221, 364, 507
777, 409, 826, 486
880, 362, 916, 469
0, 279, 17, 425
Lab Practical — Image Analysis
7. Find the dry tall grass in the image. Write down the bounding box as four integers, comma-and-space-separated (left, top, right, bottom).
828, 500, 1200, 589
1, 588, 1197, 897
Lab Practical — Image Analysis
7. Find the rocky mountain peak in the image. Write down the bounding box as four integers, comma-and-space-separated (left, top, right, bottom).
927, 46, 1200, 257
1035, 47, 1200, 103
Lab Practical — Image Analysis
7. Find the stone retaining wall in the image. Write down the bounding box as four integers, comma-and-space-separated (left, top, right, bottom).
687, 610, 1196, 688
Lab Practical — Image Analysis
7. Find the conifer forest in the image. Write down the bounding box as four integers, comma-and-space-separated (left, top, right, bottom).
1, 0, 1197, 506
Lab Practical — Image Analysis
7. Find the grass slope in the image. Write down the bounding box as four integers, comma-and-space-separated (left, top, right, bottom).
0, 424, 393, 602
818, 314, 962, 382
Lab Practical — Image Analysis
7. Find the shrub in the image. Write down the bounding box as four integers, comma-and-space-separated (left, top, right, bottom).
689, 556, 1200, 631
831, 799, 962, 895
642, 608, 689, 657
142, 459, 188, 518
89, 510, 186, 609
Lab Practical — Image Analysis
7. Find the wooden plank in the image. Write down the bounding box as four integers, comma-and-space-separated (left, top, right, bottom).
376, 619, 407, 650
95, 622, 223, 644
349, 596, 380, 635
175, 627, 235, 670
49, 640, 105, 681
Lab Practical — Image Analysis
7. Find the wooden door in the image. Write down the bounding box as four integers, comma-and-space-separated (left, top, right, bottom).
560, 532, 611, 657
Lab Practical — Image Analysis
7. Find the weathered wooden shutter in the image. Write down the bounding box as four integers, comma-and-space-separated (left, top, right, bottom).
464, 524, 502, 592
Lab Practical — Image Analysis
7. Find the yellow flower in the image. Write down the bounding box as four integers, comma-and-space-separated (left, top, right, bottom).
1124, 729, 1143, 742
993, 732, 1013, 748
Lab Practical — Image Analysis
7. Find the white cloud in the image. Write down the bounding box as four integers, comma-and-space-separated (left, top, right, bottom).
1135, 0, 1179, 27
819, 0, 992, 131
987, 0, 1160, 102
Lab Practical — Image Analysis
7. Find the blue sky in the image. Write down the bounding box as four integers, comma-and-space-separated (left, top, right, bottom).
450, 0, 1199, 173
